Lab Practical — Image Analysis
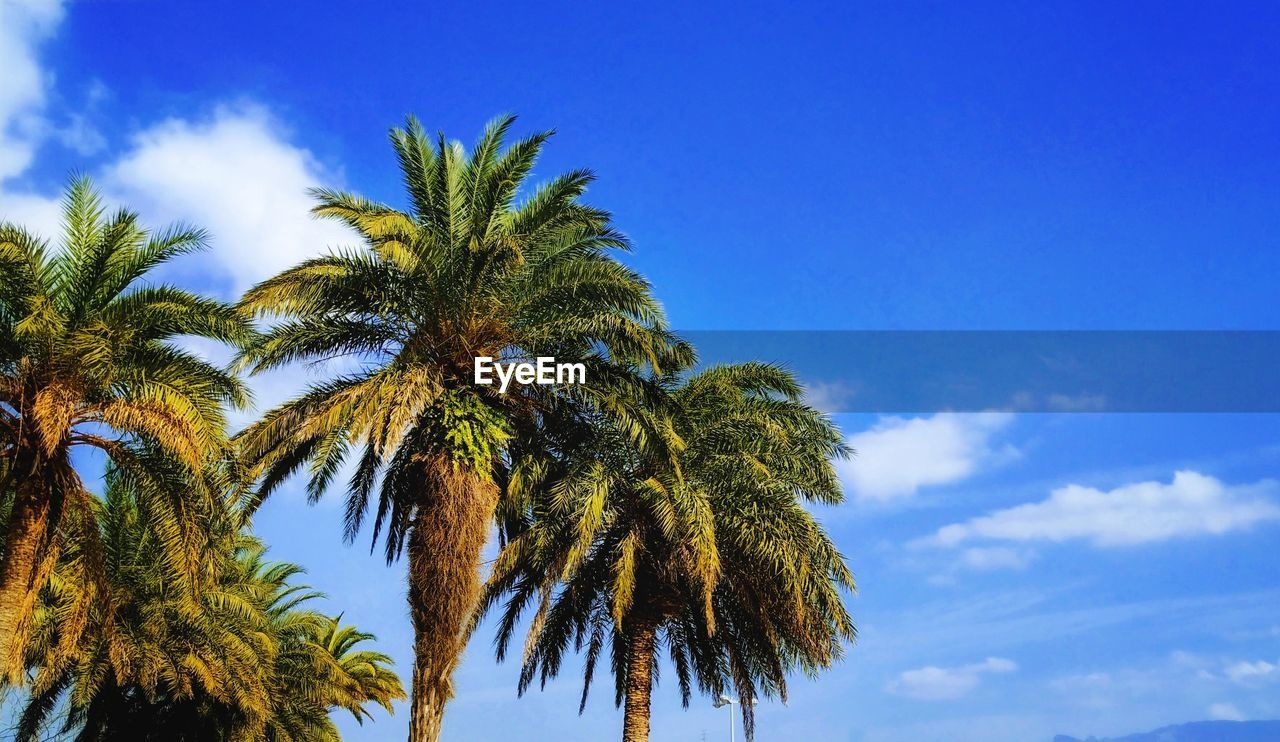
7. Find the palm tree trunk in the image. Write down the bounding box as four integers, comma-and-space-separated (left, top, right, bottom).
406, 453, 499, 742
621, 617, 658, 742
0, 477, 53, 683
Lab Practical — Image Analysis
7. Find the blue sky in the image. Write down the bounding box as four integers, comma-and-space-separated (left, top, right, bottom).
2, 1, 1280, 739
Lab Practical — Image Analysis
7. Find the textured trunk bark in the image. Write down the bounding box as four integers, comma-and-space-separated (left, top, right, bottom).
406, 454, 499, 742
621, 618, 658, 742
0, 476, 53, 684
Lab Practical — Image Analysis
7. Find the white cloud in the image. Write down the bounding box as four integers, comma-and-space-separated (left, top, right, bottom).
928, 470, 1280, 548
57, 112, 107, 156
1048, 654, 1276, 720
0, 0, 66, 237
839, 413, 1016, 501
4, 101, 355, 292
0, 189, 61, 238
1008, 391, 1108, 412
803, 379, 861, 414
1225, 660, 1278, 685
886, 657, 1017, 700
1049, 670, 1136, 710
1208, 702, 1246, 721
924, 546, 1035, 585
105, 104, 354, 295
959, 546, 1034, 571
1045, 392, 1107, 412
0, 0, 63, 181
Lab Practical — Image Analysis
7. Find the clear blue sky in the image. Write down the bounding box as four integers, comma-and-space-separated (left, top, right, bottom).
3, 2, 1279, 740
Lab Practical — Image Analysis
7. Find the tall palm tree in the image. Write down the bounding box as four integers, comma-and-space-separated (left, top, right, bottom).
14, 471, 404, 741
235, 115, 689, 740
480, 364, 856, 742
0, 177, 252, 682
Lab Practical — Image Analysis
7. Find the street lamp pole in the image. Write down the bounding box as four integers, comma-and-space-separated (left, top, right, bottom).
714, 695, 759, 741
714, 695, 736, 742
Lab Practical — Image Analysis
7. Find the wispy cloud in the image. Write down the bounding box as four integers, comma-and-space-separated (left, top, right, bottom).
839, 413, 1017, 501
925, 470, 1280, 548
959, 546, 1034, 570
1224, 659, 1278, 686
803, 379, 861, 414
860, 586, 1280, 667
1208, 702, 1246, 721
885, 657, 1017, 700
921, 546, 1036, 586
1048, 652, 1271, 718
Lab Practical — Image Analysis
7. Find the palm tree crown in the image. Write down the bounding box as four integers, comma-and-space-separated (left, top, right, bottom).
482, 363, 856, 741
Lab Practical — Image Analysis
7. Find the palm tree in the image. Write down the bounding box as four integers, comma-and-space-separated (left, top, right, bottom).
0, 177, 252, 682
234, 115, 689, 740
293, 617, 408, 735
14, 470, 404, 741
480, 364, 856, 742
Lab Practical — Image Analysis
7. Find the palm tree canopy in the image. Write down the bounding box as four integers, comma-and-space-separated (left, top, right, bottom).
0, 176, 254, 682
1, 176, 252, 470
234, 114, 691, 560
15, 470, 404, 742
481, 363, 856, 738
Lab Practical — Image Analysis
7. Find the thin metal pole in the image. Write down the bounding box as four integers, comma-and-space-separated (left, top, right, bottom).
729, 703, 735, 742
